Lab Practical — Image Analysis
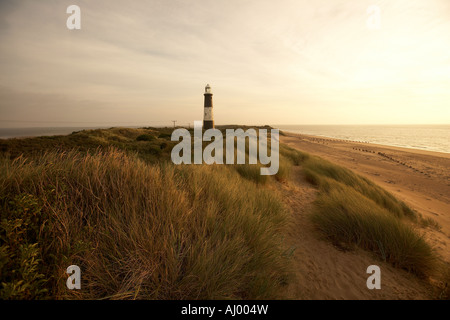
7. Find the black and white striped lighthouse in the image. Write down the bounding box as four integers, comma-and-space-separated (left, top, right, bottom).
203, 84, 214, 130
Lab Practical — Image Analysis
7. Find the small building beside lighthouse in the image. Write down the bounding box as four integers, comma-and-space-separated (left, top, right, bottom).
203, 84, 214, 129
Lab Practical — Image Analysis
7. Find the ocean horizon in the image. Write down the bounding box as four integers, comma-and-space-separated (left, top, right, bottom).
1, 124, 449, 154
276, 124, 450, 154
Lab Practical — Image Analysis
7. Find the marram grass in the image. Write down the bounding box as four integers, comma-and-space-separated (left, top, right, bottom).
0, 148, 291, 299
0, 129, 443, 300
280, 145, 437, 278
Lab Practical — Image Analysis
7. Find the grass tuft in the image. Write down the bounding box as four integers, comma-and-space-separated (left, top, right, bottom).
0, 148, 291, 299
281, 145, 437, 278
310, 179, 436, 277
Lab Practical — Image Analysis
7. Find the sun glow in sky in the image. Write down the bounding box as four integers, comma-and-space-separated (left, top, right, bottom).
0, 0, 449, 127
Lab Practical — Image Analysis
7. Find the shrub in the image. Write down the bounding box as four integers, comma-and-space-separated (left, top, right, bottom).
136, 134, 155, 142
0, 193, 50, 299
158, 133, 172, 139
148, 145, 162, 155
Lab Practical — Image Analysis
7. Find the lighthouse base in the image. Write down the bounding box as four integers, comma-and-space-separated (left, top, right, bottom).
203, 120, 214, 130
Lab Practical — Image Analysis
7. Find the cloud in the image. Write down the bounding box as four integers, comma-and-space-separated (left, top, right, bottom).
0, 0, 449, 126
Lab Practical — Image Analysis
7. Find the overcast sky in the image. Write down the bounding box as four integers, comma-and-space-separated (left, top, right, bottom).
0, 0, 449, 127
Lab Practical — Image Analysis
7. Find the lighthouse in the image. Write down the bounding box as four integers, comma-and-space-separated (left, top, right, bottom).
203, 84, 214, 129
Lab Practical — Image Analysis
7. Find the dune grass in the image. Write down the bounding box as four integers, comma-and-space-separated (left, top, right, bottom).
180, 129, 293, 185
0, 127, 177, 163
235, 164, 269, 185
303, 157, 416, 220
280, 145, 437, 278
0, 148, 291, 299
311, 180, 436, 277
0, 128, 441, 299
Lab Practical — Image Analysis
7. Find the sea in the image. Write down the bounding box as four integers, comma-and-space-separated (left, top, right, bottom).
275, 125, 450, 154
0, 125, 449, 154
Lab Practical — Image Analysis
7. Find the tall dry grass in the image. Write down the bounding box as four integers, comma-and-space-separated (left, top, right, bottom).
280, 145, 437, 278
0, 148, 291, 299
311, 179, 436, 277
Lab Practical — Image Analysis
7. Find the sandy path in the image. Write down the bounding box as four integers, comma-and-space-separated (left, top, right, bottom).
281, 133, 450, 264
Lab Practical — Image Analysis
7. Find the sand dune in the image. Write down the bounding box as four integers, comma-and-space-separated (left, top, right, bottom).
279, 132, 450, 299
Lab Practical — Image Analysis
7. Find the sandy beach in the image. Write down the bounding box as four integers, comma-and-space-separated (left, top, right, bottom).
281, 132, 450, 264
274, 132, 450, 299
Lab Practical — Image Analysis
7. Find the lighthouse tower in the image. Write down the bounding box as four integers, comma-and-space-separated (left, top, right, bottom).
203, 84, 214, 130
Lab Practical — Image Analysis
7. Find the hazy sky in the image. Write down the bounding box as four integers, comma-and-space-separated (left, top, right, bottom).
1, 0, 449, 127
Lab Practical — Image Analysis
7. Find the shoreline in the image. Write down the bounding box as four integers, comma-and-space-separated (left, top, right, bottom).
281, 131, 450, 264
279, 129, 450, 157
